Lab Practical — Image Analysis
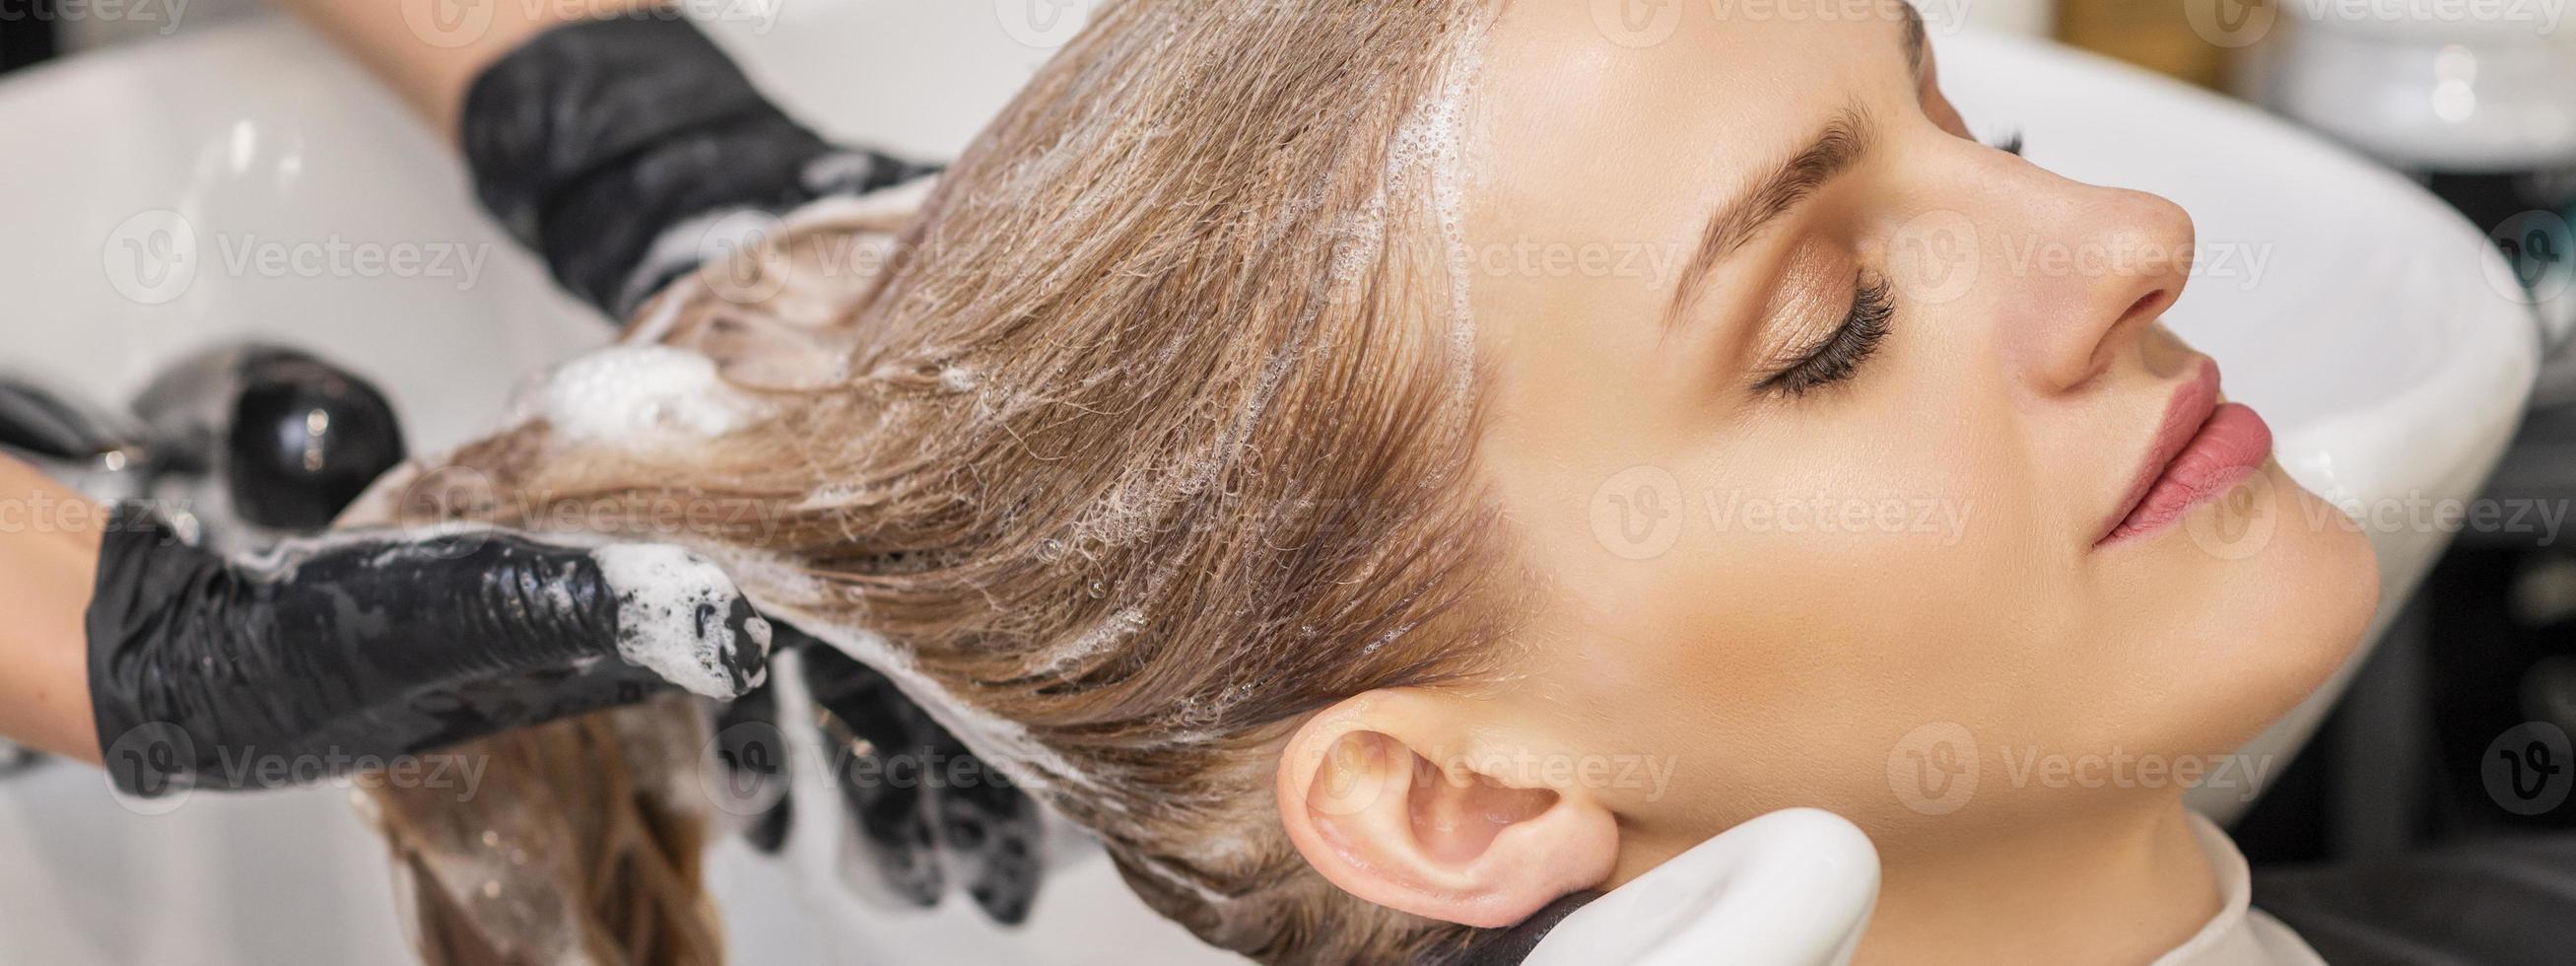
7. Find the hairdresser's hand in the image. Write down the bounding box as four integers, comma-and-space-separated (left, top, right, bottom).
84, 502, 773, 797
714, 630, 1046, 926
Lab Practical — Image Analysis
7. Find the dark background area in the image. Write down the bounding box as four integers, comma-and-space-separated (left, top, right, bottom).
0, 0, 56, 74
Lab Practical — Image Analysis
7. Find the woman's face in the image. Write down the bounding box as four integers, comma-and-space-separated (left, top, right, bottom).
1457, 2, 2377, 872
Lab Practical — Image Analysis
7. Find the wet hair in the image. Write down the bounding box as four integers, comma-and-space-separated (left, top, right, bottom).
365, 1, 1524, 961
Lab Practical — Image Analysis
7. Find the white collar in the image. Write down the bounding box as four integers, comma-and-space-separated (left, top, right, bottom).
1523, 808, 2326, 966
2154, 810, 2325, 966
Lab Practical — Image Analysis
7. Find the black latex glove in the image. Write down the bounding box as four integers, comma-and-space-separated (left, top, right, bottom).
87, 503, 772, 797
715, 628, 1045, 927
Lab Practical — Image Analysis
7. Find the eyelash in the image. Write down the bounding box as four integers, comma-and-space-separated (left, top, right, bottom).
1749, 133, 2016, 398
1757, 273, 1892, 397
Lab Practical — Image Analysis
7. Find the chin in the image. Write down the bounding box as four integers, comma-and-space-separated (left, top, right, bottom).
2212, 467, 2381, 739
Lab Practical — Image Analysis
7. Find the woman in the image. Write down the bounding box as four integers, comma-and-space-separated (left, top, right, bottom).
298, 0, 2382, 963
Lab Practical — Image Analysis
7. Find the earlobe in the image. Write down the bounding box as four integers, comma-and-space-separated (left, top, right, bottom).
1275, 690, 1619, 929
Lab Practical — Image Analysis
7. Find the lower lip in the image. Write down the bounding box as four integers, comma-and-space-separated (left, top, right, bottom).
2102, 402, 2273, 545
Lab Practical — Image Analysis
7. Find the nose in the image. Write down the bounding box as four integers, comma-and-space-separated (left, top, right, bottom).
2020, 186, 2197, 392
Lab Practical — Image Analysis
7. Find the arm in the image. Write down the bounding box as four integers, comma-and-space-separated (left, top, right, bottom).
298, 0, 938, 318
274, 0, 669, 139
0, 448, 771, 789
249, 8, 1034, 921
0, 457, 110, 761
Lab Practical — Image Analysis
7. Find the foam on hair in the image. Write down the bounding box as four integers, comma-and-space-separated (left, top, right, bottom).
364, 3, 1525, 963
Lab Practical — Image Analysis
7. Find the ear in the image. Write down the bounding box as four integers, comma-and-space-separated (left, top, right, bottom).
1274, 689, 1619, 929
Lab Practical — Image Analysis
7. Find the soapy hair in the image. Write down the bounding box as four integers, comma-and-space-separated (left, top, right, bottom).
364, 1, 1520, 961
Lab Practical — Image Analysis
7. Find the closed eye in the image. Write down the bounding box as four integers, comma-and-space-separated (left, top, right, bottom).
1755, 274, 1893, 396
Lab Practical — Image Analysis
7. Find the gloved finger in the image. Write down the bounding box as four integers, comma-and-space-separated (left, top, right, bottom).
801, 641, 945, 908
90, 505, 774, 794
791, 628, 1046, 925
917, 708, 1044, 926
712, 675, 794, 854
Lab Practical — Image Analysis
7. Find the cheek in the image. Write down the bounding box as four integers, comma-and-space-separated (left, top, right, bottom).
1536, 426, 2078, 745
2080, 466, 2381, 748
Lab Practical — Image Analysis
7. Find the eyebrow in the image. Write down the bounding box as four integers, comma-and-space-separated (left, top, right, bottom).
1661, 104, 1876, 329
1662, 7, 1927, 330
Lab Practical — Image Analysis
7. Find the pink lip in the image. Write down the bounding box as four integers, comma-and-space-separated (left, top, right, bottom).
2096, 358, 2273, 547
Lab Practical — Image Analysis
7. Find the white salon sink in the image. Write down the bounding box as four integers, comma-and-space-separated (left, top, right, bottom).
0, 9, 2537, 965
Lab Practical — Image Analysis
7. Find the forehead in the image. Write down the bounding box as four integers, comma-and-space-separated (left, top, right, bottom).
1465, 3, 1914, 242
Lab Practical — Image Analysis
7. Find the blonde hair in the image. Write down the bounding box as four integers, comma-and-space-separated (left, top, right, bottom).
368, 1, 1520, 961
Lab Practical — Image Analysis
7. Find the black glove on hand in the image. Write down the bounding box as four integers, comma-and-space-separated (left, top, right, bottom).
714, 627, 1045, 927
87, 503, 772, 797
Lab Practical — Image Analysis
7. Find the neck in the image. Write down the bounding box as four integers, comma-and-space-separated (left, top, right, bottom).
1851, 798, 2220, 966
